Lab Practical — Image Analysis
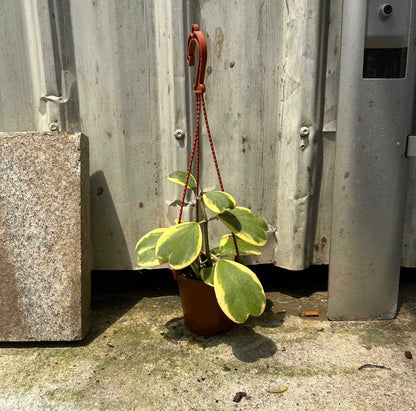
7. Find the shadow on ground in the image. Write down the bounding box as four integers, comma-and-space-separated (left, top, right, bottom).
0, 269, 178, 349
163, 298, 285, 363
2, 265, 415, 350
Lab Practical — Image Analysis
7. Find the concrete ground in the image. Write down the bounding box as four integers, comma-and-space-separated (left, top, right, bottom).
0, 266, 415, 411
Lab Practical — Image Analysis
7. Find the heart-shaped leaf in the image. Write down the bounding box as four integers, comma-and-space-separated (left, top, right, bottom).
167, 171, 197, 190
136, 228, 168, 267
214, 259, 266, 323
156, 222, 202, 269
219, 234, 262, 256
218, 207, 268, 246
202, 191, 235, 214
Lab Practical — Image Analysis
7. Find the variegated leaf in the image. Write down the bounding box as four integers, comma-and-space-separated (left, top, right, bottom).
167, 171, 197, 190
218, 207, 268, 246
156, 222, 202, 270
214, 259, 266, 323
200, 266, 215, 287
219, 234, 262, 256
202, 191, 235, 214
136, 228, 168, 267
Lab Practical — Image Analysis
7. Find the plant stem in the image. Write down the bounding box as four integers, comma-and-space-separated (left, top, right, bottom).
197, 216, 218, 225
199, 197, 212, 266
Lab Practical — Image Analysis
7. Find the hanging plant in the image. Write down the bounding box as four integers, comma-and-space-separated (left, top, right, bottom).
135, 24, 269, 335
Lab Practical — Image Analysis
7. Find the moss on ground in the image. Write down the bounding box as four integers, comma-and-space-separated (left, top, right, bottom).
0, 289, 415, 410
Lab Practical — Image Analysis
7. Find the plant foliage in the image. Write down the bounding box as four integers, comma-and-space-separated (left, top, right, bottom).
135, 171, 269, 324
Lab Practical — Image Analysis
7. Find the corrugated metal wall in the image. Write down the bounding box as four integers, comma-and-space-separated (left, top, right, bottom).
1, 0, 415, 270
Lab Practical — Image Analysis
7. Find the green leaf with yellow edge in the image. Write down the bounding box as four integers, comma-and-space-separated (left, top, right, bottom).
218, 207, 268, 246
211, 247, 235, 260
167, 171, 197, 190
136, 228, 168, 267
219, 234, 262, 256
156, 222, 202, 270
200, 266, 215, 287
214, 259, 266, 323
202, 191, 235, 214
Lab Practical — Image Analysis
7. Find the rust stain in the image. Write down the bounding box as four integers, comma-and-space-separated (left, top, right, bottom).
215, 27, 224, 59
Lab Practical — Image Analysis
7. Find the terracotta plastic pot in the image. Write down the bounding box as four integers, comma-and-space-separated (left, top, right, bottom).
175, 271, 234, 336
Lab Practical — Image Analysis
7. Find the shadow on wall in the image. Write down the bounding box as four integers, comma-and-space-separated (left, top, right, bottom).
90, 171, 131, 270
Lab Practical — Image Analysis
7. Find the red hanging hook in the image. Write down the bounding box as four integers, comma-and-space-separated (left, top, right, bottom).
187, 24, 207, 94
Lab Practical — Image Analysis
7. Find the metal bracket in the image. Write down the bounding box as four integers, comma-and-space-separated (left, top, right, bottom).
406, 135, 416, 157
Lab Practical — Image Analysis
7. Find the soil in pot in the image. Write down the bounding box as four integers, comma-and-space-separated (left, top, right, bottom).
175, 272, 234, 336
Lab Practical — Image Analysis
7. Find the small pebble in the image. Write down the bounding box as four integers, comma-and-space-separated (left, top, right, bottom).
233, 392, 247, 403
405, 351, 413, 359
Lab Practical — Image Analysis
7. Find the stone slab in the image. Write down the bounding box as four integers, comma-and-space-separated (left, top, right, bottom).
0, 132, 90, 341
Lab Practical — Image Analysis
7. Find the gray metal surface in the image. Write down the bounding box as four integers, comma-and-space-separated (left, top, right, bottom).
273, 0, 330, 270
328, 0, 416, 319
0, 0, 415, 271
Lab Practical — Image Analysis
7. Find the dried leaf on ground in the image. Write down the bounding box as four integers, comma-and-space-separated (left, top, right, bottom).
358, 364, 391, 370
266, 387, 288, 395
300, 310, 319, 317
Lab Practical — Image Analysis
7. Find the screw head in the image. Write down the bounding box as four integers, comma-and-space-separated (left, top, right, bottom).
379, 3, 393, 18
174, 129, 186, 140
48, 122, 59, 131
300, 127, 310, 137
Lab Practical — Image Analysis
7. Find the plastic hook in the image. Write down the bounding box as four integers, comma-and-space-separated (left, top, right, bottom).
187, 24, 207, 94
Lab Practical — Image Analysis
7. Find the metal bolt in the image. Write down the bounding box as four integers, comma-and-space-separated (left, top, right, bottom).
379, 4, 393, 18
48, 122, 59, 131
174, 129, 186, 140
300, 127, 310, 137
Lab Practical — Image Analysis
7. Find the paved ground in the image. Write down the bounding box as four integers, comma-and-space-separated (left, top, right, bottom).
0, 266, 415, 410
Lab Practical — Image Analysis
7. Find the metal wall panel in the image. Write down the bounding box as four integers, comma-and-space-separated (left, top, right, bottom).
0, 0, 415, 270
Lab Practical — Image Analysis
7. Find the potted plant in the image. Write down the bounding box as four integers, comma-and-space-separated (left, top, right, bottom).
135, 170, 268, 336
136, 24, 268, 336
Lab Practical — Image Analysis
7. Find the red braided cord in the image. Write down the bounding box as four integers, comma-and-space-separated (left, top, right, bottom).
178, 95, 201, 224
201, 95, 240, 262
180, 33, 240, 262
195, 94, 201, 222
201, 95, 224, 191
